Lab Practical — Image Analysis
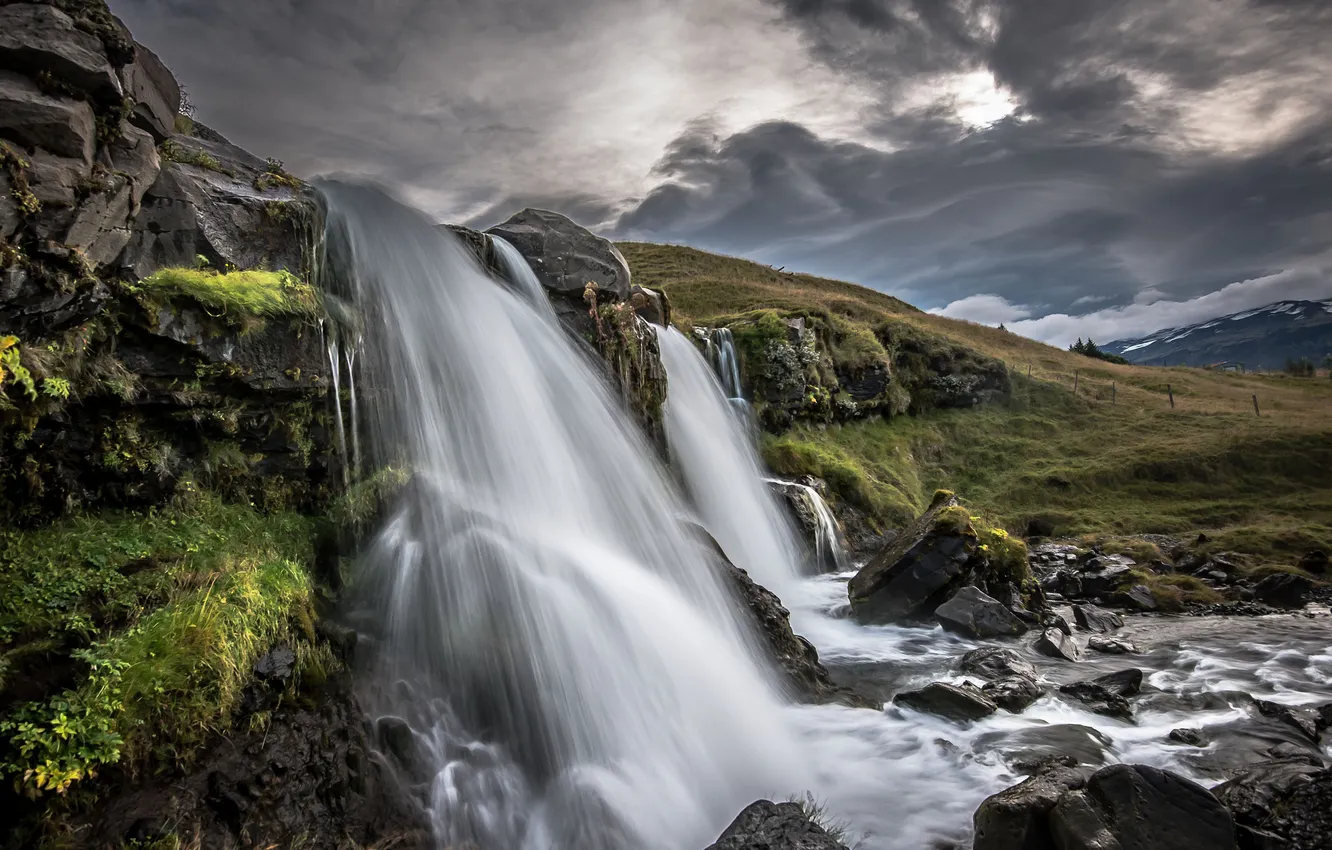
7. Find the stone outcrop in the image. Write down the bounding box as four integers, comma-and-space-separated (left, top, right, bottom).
705, 800, 850, 850
974, 763, 1239, 850
893, 681, 998, 722
934, 585, 1029, 638
1, 0, 331, 522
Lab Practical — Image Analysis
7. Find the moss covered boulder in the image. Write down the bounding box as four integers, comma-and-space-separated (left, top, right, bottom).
848, 491, 1034, 625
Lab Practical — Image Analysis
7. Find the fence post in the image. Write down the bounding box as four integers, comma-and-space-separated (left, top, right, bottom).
1073, 371, 1079, 394
1112, 382, 1116, 405
1167, 384, 1175, 408
1253, 394, 1260, 417
1027, 364, 1032, 379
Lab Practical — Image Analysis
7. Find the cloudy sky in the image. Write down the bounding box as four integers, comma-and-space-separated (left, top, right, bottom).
112, 0, 1332, 345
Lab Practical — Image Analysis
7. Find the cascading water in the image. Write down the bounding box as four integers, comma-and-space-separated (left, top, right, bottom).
492, 233, 556, 318
658, 328, 809, 592
324, 329, 349, 483
765, 478, 851, 574
706, 328, 744, 400
318, 181, 808, 850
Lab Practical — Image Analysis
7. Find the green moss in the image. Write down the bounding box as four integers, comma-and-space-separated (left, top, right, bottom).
1125, 570, 1223, 610
2, 141, 40, 217
328, 465, 410, 529
253, 158, 303, 193
0, 495, 316, 794
158, 139, 228, 175
134, 266, 321, 325
933, 505, 973, 535
975, 521, 1030, 586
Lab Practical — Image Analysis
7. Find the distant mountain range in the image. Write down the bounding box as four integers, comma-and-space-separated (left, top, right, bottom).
1103, 299, 1332, 369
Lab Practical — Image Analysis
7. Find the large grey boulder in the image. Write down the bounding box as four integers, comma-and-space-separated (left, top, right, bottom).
119, 41, 180, 142
705, 800, 849, 850
486, 207, 630, 303
62, 122, 161, 265
973, 764, 1090, 850
0, 70, 97, 163
960, 647, 1038, 681
0, 4, 122, 99
849, 495, 977, 624
1072, 604, 1123, 634
935, 586, 1029, 639
1058, 669, 1142, 720
893, 682, 998, 723
1050, 764, 1237, 850
1034, 628, 1081, 662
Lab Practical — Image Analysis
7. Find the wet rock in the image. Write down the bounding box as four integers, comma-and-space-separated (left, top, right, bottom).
1087, 636, 1137, 655
486, 207, 631, 305
1072, 603, 1123, 634
1263, 770, 1332, 850
1058, 669, 1142, 720
1168, 728, 1206, 747
977, 725, 1113, 771
1034, 628, 1080, 662
0, 4, 122, 99
0, 70, 97, 163
63, 122, 161, 265
1253, 573, 1313, 609
630, 284, 671, 326
1079, 563, 1134, 597
1265, 743, 1325, 767
705, 800, 849, 850
253, 645, 297, 683
1254, 700, 1320, 742
1042, 612, 1073, 636
1316, 702, 1332, 734
934, 586, 1029, 639
1214, 760, 1326, 838
1025, 517, 1056, 539
849, 495, 976, 624
973, 763, 1091, 850
77, 673, 428, 850
959, 647, 1038, 682
1042, 570, 1082, 599
1050, 764, 1238, 850
120, 41, 180, 142
893, 682, 998, 723
701, 525, 871, 708
316, 620, 358, 661
983, 676, 1047, 714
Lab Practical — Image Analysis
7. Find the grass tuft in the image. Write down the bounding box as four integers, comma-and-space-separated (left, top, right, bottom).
135, 266, 321, 326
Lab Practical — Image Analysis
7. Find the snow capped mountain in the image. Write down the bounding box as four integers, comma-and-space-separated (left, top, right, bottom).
1103, 299, 1332, 369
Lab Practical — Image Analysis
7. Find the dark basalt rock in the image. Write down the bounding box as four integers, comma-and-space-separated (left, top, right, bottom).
1049, 764, 1238, 850
1214, 760, 1329, 848
66, 673, 429, 850
1252, 573, 1313, 609
1058, 669, 1142, 720
894, 682, 998, 723
848, 495, 976, 624
983, 675, 1047, 713
120, 41, 180, 142
705, 800, 849, 850
1034, 628, 1080, 662
935, 585, 1029, 638
1254, 700, 1321, 742
1168, 727, 1206, 747
960, 647, 1038, 682
630, 283, 670, 326
0, 69, 97, 163
1072, 603, 1123, 634
972, 763, 1090, 850
487, 207, 631, 303
1114, 583, 1158, 612
0, 3, 123, 100
1298, 549, 1328, 575
1087, 636, 1137, 654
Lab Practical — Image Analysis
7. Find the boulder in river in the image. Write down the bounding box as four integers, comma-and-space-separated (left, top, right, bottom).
960, 647, 1038, 681
972, 762, 1090, 850
1087, 636, 1137, 655
1058, 669, 1143, 720
848, 494, 980, 624
1049, 764, 1238, 850
934, 586, 1029, 639
705, 800, 849, 850
1254, 700, 1321, 742
1114, 583, 1159, 612
1072, 603, 1123, 634
1034, 628, 1081, 662
893, 682, 998, 723
486, 207, 631, 305
983, 676, 1047, 714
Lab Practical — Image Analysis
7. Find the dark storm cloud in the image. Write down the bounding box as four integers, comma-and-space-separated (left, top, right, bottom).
109, 0, 1332, 341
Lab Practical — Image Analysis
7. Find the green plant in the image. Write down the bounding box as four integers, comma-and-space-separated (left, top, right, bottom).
134, 266, 321, 326
41, 377, 71, 400
159, 139, 226, 174
253, 158, 302, 193
1, 336, 37, 402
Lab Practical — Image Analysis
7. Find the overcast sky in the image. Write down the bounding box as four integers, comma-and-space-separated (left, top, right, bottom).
112, 0, 1332, 346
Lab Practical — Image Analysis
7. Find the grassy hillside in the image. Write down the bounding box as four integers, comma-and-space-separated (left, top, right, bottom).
620, 243, 1332, 570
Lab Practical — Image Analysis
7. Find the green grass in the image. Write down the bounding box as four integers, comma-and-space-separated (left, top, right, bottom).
158, 139, 227, 175
135, 266, 321, 327
0, 495, 317, 794
620, 243, 1332, 570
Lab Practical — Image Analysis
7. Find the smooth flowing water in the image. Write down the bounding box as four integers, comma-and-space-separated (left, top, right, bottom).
492, 234, 556, 318
318, 182, 809, 850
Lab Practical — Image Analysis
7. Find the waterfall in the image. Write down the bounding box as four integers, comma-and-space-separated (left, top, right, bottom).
492, 233, 556, 317
324, 329, 349, 484
345, 338, 362, 477
317, 181, 806, 850
658, 328, 807, 591
765, 478, 851, 573
707, 328, 744, 400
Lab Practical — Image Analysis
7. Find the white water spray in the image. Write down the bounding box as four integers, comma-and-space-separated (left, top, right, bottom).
319, 182, 808, 850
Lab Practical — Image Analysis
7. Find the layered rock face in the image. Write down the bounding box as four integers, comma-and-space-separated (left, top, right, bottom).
1, 2, 331, 522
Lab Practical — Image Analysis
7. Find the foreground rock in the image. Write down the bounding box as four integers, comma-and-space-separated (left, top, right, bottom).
1058, 669, 1143, 720
1215, 761, 1332, 850
1072, 603, 1123, 634
1034, 628, 1081, 662
705, 800, 849, 850
893, 682, 998, 722
976, 763, 1238, 850
935, 586, 1029, 638
849, 493, 1034, 625
958, 648, 1046, 713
